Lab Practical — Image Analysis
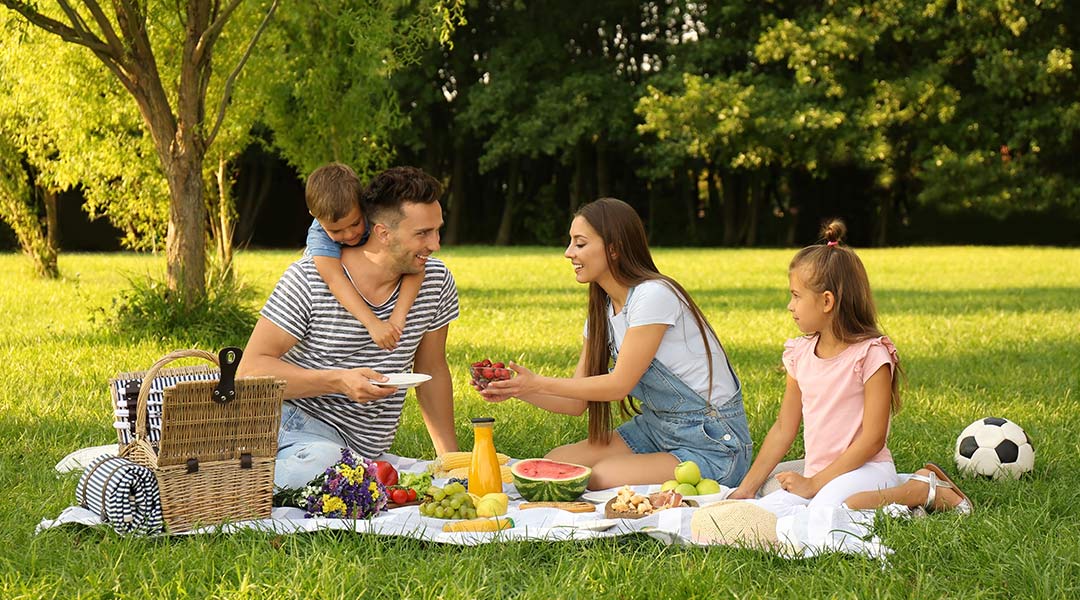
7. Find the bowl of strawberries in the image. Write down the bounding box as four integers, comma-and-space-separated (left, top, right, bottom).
469, 358, 513, 390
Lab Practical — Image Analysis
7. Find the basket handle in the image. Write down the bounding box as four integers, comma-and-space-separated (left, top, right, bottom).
134, 349, 219, 441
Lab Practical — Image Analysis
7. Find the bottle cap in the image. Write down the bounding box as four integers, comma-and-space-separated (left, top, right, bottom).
470, 417, 495, 424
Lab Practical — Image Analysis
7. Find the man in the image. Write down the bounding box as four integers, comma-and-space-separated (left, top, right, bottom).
238, 166, 459, 489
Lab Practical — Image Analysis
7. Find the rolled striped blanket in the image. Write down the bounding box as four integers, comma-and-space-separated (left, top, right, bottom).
75, 455, 164, 535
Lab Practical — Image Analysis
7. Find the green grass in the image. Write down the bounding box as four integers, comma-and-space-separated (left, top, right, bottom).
2, 246, 1079, 598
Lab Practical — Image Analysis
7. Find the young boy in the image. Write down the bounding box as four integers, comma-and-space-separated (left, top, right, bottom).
304, 163, 422, 350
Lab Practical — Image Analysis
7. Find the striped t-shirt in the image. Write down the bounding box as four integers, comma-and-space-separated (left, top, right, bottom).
260, 255, 459, 458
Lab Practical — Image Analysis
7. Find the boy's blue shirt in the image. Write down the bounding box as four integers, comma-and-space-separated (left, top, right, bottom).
304, 217, 370, 258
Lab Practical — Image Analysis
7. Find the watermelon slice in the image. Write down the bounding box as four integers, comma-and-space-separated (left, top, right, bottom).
510, 458, 592, 502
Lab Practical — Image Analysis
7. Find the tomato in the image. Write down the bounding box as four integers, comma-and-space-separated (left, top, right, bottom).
373, 460, 398, 487
406, 488, 417, 502
390, 488, 409, 505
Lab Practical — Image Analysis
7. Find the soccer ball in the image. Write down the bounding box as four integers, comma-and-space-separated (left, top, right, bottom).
954, 417, 1034, 480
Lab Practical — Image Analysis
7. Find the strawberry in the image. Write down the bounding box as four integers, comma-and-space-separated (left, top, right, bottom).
492, 362, 505, 369
493, 368, 511, 380
480, 367, 495, 379
480, 359, 492, 367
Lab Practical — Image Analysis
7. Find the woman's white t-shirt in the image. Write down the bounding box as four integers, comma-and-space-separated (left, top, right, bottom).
585, 280, 739, 408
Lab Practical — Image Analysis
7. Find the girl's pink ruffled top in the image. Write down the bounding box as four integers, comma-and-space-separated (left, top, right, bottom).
783, 335, 900, 478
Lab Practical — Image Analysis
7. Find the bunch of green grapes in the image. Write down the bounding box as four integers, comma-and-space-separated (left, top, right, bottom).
418, 482, 477, 519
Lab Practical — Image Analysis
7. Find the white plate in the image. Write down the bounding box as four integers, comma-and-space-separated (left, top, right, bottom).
581, 490, 618, 504
371, 373, 432, 388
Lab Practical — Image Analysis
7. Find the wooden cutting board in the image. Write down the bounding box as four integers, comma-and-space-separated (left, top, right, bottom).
519, 501, 597, 513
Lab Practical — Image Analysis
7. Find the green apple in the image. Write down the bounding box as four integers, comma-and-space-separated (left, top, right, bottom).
674, 460, 702, 485
695, 478, 721, 495
674, 483, 698, 497
660, 479, 679, 492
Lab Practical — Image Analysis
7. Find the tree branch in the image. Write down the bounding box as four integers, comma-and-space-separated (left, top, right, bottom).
60, 0, 126, 58
194, 0, 244, 66
0, 0, 112, 56
113, 0, 157, 73
0, 0, 137, 91
204, 0, 278, 149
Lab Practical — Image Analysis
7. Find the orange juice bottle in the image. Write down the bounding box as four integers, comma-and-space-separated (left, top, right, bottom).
468, 417, 502, 496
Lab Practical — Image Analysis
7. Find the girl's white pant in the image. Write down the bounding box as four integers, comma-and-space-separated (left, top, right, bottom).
750, 461, 899, 519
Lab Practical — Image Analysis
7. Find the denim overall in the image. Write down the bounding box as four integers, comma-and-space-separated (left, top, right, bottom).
612, 288, 753, 487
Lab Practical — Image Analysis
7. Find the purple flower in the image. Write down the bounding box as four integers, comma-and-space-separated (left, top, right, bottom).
302, 448, 388, 519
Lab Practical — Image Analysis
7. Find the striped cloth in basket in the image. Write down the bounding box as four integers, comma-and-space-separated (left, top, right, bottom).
75, 455, 164, 535
110, 367, 221, 446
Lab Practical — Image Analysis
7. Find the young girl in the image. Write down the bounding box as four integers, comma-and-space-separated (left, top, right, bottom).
479, 198, 752, 490
728, 220, 906, 517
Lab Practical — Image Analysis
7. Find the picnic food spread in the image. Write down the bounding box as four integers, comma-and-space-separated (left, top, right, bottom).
605, 486, 686, 518
510, 458, 592, 502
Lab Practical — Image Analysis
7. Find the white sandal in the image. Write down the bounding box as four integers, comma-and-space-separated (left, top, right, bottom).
908, 462, 973, 515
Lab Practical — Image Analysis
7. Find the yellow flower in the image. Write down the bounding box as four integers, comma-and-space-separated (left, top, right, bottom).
339, 465, 360, 485
322, 495, 347, 515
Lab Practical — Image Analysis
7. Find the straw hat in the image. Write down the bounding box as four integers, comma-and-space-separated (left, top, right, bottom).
690, 501, 778, 547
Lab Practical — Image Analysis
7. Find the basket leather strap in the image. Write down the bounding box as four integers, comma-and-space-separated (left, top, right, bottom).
213, 347, 242, 404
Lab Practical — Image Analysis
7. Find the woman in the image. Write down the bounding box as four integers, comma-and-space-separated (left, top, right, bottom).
480, 198, 752, 490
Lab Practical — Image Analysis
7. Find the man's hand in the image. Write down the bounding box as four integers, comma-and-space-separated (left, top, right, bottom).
334, 368, 398, 403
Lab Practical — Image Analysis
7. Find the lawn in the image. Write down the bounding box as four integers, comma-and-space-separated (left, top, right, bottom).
1, 246, 1078, 598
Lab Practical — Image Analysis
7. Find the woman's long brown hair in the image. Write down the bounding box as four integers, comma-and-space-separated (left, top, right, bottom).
789, 219, 903, 414
577, 198, 725, 443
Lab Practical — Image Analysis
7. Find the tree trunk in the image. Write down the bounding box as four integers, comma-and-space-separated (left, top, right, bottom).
684, 167, 698, 244
875, 195, 892, 247
210, 156, 236, 283
571, 140, 589, 212
721, 171, 740, 246
743, 174, 765, 247
445, 138, 466, 245
164, 153, 207, 303
43, 188, 59, 252
495, 160, 519, 246
705, 165, 722, 245
646, 181, 657, 243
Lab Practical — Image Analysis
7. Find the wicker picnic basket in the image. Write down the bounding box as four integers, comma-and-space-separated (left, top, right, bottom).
118, 348, 285, 533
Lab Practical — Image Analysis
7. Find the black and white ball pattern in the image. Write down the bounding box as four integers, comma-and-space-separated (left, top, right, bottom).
955, 417, 1034, 480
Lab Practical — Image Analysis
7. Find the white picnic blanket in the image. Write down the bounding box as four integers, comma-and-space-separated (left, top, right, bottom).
43, 447, 904, 561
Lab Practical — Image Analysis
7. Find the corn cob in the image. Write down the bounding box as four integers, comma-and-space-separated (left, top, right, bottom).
433, 451, 472, 472
446, 466, 470, 480
429, 451, 512, 474
436, 464, 514, 482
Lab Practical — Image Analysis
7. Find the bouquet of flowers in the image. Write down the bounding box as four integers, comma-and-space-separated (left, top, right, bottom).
301, 448, 388, 518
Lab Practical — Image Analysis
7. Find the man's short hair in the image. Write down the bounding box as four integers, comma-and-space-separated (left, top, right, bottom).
306, 163, 362, 222
362, 166, 443, 228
